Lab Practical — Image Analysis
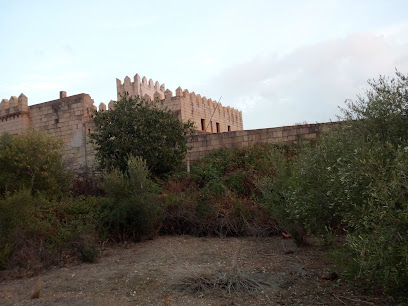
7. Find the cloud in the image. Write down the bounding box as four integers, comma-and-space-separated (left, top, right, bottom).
377, 21, 408, 44
207, 31, 408, 129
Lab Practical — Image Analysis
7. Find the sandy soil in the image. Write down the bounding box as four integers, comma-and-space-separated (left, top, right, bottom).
0, 236, 390, 305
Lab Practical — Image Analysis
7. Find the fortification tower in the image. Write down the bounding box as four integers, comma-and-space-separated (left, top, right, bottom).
117, 74, 244, 133
0, 94, 30, 135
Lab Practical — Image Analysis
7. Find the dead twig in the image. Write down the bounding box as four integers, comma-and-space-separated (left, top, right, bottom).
335, 295, 375, 305
332, 294, 347, 305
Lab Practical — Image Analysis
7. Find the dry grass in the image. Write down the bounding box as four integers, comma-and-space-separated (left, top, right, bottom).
0, 236, 392, 305
173, 251, 270, 295
173, 265, 270, 295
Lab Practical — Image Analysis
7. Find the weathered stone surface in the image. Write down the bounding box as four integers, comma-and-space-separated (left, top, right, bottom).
0, 92, 97, 171
186, 122, 338, 162
117, 73, 244, 134
1, 74, 340, 172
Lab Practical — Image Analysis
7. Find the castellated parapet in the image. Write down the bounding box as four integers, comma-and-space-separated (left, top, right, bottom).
117, 74, 243, 133
0, 91, 111, 171
117, 73, 166, 102
0, 94, 30, 135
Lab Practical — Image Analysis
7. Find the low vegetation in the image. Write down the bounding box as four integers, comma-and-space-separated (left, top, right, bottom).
173, 264, 269, 295
0, 72, 407, 301
160, 144, 286, 237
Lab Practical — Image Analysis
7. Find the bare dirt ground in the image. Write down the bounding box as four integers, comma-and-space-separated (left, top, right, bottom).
0, 236, 391, 305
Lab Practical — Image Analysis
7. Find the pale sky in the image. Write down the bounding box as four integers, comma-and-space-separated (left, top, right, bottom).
1, 0, 408, 129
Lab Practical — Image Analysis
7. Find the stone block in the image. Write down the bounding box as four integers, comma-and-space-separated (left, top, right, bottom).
302, 133, 317, 139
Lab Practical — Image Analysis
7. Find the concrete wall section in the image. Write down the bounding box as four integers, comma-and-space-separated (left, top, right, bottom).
186, 122, 338, 161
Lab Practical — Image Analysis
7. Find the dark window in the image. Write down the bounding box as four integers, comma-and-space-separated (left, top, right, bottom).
228, 125, 231, 131
201, 119, 206, 131
216, 122, 220, 133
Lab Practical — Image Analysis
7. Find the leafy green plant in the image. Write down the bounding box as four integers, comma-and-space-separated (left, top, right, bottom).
161, 144, 285, 237
0, 190, 99, 271
283, 71, 408, 297
342, 70, 408, 146
97, 156, 161, 241
90, 94, 195, 176
0, 129, 73, 198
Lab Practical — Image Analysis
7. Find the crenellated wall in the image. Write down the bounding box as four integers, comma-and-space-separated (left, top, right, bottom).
0, 92, 111, 171
175, 86, 243, 133
117, 74, 243, 133
0, 94, 30, 135
117, 73, 166, 101
1, 75, 337, 173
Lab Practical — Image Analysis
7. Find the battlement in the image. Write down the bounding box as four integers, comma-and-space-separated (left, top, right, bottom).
0, 94, 29, 118
117, 73, 244, 133
0, 93, 30, 137
164, 86, 243, 126
117, 74, 166, 101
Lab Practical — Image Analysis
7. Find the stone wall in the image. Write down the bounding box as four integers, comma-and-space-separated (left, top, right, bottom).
117, 74, 166, 101
1, 91, 337, 170
0, 94, 30, 135
176, 87, 243, 133
1, 87, 336, 173
186, 122, 338, 161
117, 74, 243, 133
0, 92, 101, 171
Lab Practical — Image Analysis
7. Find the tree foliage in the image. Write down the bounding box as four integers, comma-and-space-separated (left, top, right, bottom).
0, 129, 72, 197
280, 70, 408, 296
90, 95, 195, 176
342, 70, 408, 145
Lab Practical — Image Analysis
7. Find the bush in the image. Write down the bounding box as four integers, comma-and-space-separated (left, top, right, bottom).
286, 127, 373, 239
255, 146, 293, 232
0, 129, 73, 198
341, 143, 408, 296
0, 190, 99, 271
191, 144, 293, 198
342, 70, 408, 146
96, 156, 161, 241
161, 144, 285, 237
281, 71, 408, 297
90, 94, 195, 176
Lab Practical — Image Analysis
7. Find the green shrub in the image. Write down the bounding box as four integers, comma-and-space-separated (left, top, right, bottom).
90, 94, 195, 176
339, 143, 408, 296
286, 127, 370, 238
0, 129, 73, 198
0, 190, 99, 271
255, 146, 293, 227
161, 144, 285, 237
97, 156, 161, 241
283, 71, 408, 297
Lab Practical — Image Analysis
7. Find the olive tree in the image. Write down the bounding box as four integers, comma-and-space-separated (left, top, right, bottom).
342, 70, 408, 146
